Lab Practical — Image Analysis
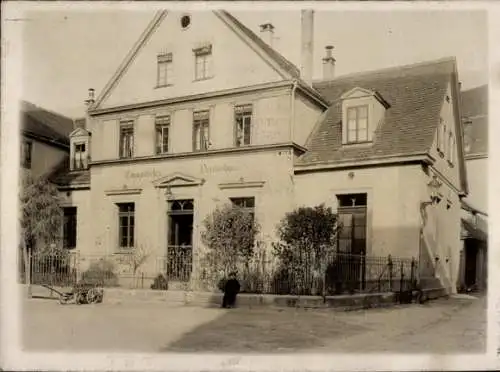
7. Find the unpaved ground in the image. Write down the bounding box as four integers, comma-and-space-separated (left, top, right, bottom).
22, 293, 486, 353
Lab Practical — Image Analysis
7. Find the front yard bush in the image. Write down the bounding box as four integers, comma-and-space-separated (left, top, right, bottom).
81, 259, 119, 287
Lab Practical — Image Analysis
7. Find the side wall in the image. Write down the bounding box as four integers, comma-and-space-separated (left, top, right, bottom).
294, 164, 423, 259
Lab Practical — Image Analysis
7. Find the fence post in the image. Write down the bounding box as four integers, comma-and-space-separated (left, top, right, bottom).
410, 257, 416, 288
399, 261, 404, 293
388, 254, 393, 292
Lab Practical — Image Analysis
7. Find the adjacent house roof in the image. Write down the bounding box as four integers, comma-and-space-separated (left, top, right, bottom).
49, 156, 90, 188
461, 85, 488, 157
21, 101, 74, 148
297, 58, 458, 167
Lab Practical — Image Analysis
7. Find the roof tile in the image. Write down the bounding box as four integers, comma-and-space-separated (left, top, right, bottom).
298, 58, 455, 165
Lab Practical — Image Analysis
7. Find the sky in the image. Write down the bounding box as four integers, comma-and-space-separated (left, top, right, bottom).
21, 8, 488, 119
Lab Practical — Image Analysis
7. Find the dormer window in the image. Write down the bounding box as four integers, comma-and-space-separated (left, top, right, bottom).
73, 143, 86, 170
69, 124, 91, 171
340, 87, 389, 146
346, 105, 369, 143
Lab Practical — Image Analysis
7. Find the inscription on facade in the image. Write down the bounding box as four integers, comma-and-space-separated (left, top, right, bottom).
123, 164, 237, 180
125, 169, 162, 179
199, 164, 237, 175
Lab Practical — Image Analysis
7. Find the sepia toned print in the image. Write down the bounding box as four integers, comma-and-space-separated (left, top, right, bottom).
18, 7, 487, 356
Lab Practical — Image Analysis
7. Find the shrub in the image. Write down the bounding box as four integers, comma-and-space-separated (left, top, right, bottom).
151, 274, 169, 290
81, 259, 119, 287
201, 203, 260, 285
273, 205, 340, 296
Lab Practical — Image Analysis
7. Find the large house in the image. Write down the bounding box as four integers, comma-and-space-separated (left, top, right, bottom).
50, 10, 468, 293
459, 85, 488, 292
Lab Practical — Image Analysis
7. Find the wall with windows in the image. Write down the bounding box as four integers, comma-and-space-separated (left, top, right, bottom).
294, 164, 424, 259
89, 87, 293, 162
98, 11, 284, 110
22, 137, 68, 179
84, 147, 295, 276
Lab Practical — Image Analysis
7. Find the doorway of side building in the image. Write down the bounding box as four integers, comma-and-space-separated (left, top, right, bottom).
335, 193, 368, 292
167, 199, 194, 282
464, 239, 479, 290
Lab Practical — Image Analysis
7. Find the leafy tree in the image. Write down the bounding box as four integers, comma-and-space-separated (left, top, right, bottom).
272, 204, 339, 296
201, 203, 260, 286
20, 175, 63, 294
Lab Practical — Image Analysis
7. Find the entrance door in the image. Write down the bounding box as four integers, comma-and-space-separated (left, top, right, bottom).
336, 193, 368, 291
464, 240, 478, 289
167, 199, 194, 282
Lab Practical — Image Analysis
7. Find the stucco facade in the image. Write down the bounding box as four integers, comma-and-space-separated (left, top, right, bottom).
53, 11, 468, 293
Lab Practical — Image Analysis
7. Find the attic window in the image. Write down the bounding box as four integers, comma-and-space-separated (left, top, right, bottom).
346, 105, 369, 143
193, 44, 213, 80
181, 15, 191, 29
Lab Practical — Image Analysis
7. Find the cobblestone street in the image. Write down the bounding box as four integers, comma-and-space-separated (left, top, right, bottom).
22, 293, 486, 354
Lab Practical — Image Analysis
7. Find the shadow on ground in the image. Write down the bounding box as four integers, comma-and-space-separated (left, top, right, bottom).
162, 306, 369, 353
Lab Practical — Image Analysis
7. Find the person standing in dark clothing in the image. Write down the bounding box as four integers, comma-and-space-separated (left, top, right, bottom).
222, 271, 240, 308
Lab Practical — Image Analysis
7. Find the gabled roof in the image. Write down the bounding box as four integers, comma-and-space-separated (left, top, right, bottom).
92, 10, 324, 111
21, 101, 74, 148
217, 11, 300, 79
297, 58, 457, 165
462, 85, 488, 157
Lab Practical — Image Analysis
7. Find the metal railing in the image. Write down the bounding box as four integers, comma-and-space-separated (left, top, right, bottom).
21, 251, 420, 295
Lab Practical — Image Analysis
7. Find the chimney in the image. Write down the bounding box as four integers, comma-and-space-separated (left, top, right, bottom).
322, 45, 336, 80
84, 88, 95, 108
74, 118, 86, 130
300, 10, 314, 85
259, 22, 275, 47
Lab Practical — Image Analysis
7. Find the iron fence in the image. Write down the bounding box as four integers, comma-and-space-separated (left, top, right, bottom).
22, 251, 420, 295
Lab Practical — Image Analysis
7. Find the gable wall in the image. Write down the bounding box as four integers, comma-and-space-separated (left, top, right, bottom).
98, 11, 285, 110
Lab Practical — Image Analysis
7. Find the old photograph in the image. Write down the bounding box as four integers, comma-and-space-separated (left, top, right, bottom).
1, 1, 492, 369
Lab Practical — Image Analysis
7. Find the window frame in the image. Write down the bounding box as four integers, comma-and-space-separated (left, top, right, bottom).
73, 142, 86, 170
157, 53, 173, 87
155, 115, 171, 154
119, 120, 134, 159
234, 104, 253, 147
117, 203, 135, 251
230, 197, 256, 220
345, 105, 369, 144
21, 139, 33, 169
193, 45, 213, 81
192, 110, 210, 152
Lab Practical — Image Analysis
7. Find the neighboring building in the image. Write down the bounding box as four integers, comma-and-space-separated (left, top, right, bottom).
21, 101, 74, 179
458, 85, 488, 292
51, 10, 468, 293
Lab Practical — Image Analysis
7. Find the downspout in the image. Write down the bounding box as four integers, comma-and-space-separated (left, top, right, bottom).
290, 80, 299, 143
